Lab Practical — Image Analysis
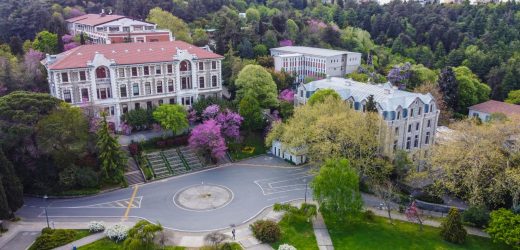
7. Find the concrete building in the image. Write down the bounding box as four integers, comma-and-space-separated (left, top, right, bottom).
296, 77, 440, 154
270, 46, 361, 83
66, 13, 172, 44
468, 100, 520, 122
41, 41, 223, 131
270, 140, 307, 165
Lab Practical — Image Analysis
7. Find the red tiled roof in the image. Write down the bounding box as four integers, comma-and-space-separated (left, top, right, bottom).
468, 100, 520, 116
47, 41, 223, 70
66, 14, 125, 26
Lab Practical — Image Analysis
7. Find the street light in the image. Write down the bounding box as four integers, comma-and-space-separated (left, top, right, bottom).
303, 178, 308, 203
43, 194, 50, 229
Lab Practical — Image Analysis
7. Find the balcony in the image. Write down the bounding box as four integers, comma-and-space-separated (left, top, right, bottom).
96, 78, 111, 85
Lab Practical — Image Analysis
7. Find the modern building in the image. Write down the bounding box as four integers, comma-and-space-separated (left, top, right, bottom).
468, 100, 520, 122
41, 41, 224, 130
295, 77, 440, 155
270, 46, 362, 83
66, 12, 172, 44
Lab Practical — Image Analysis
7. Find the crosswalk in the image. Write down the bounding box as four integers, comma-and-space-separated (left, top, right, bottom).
82, 196, 143, 208
254, 171, 314, 195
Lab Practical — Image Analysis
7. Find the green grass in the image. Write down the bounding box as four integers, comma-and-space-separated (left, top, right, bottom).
229, 132, 267, 161
78, 237, 187, 250
29, 229, 91, 250
271, 214, 319, 250
324, 214, 511, 250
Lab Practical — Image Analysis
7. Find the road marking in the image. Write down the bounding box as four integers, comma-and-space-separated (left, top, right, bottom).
122, 185, 139, 221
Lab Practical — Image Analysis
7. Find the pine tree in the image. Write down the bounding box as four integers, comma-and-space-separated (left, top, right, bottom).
437, 67, 459, 112
80, 32, 85, 45
0, 150, 24, 212
366, 95, 378, 112
0, 178, 12, 219
96, 114, 127, 184
440, 208, 467, 244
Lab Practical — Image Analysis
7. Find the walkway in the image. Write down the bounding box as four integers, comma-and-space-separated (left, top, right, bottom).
122, 146, 146, 186
312, 212, 334, 250
54, 232, 105, 250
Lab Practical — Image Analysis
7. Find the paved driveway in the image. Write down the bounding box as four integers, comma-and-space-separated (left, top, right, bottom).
17, 156, 313, 232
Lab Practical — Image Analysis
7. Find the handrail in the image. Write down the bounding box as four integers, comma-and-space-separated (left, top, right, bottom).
177, 148, 191, 170
159, 151, 173, 175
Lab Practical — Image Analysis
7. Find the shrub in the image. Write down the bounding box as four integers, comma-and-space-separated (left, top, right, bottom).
129, 143, 139, 156
88, 221, 105, 233
250, 220, 281, 243
487, 208, 520, 249
462, 206, 490, 228
278, 244, 297, 250
440, 208, 467, 244
105, 224, 129, 242
220, 242, 233, 250
363, 210, 376, 221
29, 229, 80, 250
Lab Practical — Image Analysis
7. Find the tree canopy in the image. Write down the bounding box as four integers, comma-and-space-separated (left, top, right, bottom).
307, 89, 341, 106
235, 65, 278, 108
152, 104, 189, 135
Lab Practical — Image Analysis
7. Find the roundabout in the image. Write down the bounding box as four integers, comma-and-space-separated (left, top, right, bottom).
173, 184, 233, 211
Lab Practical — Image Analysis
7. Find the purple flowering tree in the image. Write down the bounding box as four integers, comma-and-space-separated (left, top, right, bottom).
279, 39, 293, 47
189, 119, 227, 161
64, 42, 79, 51
23, 49, 45, 82
187, 109, 197, 125
66, 8, 85, 19
215, 109, 243, 141
202, 104, 220, 120
307, 19, 327, 33
387, 63, 411, 89
278, 89, 295, 103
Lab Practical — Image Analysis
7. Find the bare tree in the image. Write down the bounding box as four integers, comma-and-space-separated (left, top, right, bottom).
373, 181, 399, 224
204, 231, 228, 250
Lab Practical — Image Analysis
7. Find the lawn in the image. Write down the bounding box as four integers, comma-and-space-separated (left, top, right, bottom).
271, 214, 319, 250
324, 214, 511, 250
229, 132, 267, 161
29, 229, 91, 250
79, 237, 187, 250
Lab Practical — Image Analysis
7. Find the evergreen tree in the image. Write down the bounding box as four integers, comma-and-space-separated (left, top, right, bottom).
440, 208, 467, 244
80, 32, 85, 45
437, 67, 459, 112
366, 95, 378, 112
96, 114, 127, 184
0, 150, 24, 212
239, 94, 264, 131
0, 178, 11, 219
9, 36, 23, 55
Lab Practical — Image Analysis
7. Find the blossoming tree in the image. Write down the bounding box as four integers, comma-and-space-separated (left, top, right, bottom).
188, 119, 227, 161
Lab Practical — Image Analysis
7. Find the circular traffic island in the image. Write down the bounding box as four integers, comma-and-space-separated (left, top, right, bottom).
174, 184, 233, 211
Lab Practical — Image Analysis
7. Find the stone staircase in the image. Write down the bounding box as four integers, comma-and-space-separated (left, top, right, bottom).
178, 146, 205, 170
162, 149, 189, 175
123, 147, 146, 186
146, 152, 172, 179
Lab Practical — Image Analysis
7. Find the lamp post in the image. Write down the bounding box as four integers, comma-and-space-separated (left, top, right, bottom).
303, 178, 308, 203
43, 194, 50, 229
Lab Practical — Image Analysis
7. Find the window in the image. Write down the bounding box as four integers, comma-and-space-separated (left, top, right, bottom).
96, 67, 107, 78
169, 98, 176, 104
181, 77, 191, 89
300, 90, 303, 98
155, 65, 161, 75
119, 68, 125, 78
425, 132, 430, 144
414, 135, 419, 148
61, 72, 69, 83
416, 122, 420, 131
122, 104, 128, 113
410, 109, 414, 117
168, 80, 174, 92
132, 83, 139, 96
199, 77, 205, 88
145, 82, 151, 95
63, 89, 72, 103
131, 67, 138, 77
120, 85, 127, 98
158, 100, 163, 105
418, 107, 422, 115
362, 104, 366, 112
143, 66, 150, 76
123, 26, 130, 32
146, 101, 152, 110
135, 103, 140, 109
395, 127, 399, 136
198, 62, 204, 70
156, 81, 163, 93
180, 61, 190, 71
427, 119, 431, 128
181, 96, 194, 106
79, 71, 86, 81
97, 88, 111, 99
167, 64, 173, 74
212, 75, 217, 87
393, 140, 398, 151
406, 137, 411, 150
81, 88, 89, 102
212, 61, 217, 69
397, 111, 401, 120
408, 124, 411, 133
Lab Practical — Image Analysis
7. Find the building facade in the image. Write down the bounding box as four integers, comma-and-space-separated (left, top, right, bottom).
66, 13, 172, 44
270, 46, 361, 83
42, 41, 223, 130
468, 100, 520, 122
296, 77, 440, 155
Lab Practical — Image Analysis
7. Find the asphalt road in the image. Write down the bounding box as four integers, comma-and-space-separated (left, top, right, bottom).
17, 156, 313, 232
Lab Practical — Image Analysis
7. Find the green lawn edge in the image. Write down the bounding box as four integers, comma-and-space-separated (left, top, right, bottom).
270, 214, 319, 250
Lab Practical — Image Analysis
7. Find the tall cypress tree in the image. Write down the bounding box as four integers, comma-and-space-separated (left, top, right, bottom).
96, 114, 127, 184
0, 178, 11, 219
438, 67, 459, 112
0, 150, 23, 212
366, 95, 378, 112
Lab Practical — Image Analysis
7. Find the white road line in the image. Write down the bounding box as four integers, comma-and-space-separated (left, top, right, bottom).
267, 196, 288, 201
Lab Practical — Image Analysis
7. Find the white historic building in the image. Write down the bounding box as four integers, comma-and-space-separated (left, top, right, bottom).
42, 41, 223, 131
270, 46, 361, 83
296, 77, 440, 155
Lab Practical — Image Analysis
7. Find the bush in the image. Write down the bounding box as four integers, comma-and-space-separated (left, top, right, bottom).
88, 221, 105, 233
363, 210, 375, 221
220, 242, 233, 250
75, 167, 99, 188
129, 143, 140, 156
487, 208, 520, 249
415, 186, 444, 204
250, 220, 281, 243
440, 208, 467, 244
462, 206, 490, 228
278, 244, 297, 250
29, 229, 81, 250
105, 224, 129, 242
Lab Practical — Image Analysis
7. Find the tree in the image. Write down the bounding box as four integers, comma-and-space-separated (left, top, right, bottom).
405, 201, 424, 231
307, 89, 340, 106
152, 104, 189, 135
32, 30, 58, 54
215, 109, 243, 141
253, 44, 268, 58
239, 95, 264, 131
192, 28, 209, 47
235, 65, 278, 108
9, 36, 23, 55
372, 181, 399, 224
238, 38, 254, 59
204, 232, 228, 250
437, 67, 459, 113
0, 179, 10, 219
414, 82, 451, 125
505, 90, 520, 105
453, 66, 490, 113
146, 7, 192, 43
487, 209, 520, 249
96, 114, 127, 184
365, 95, 378, 112
0, 149, 23, 217
123, 220, 163, 250
440, 208, 467, 244
189, 119, 227, 161
311, 158, 363, 220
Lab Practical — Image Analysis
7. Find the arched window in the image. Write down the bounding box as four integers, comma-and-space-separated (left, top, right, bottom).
180, 61, 191, 71
96, 67, 108, 79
